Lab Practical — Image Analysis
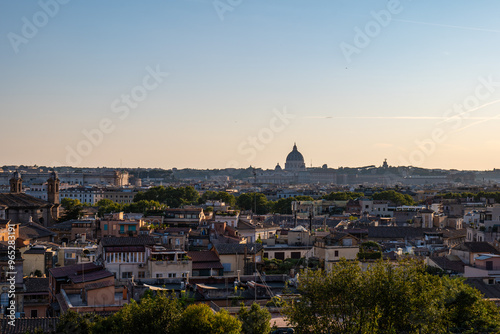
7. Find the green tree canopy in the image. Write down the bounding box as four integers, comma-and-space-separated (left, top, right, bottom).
211, 309, 242, 334
59, 198, 84, 222
283, 259, 500, 334
437, 191, 500, 204
238, 302, 272, 334
321, 191, 364, 201
372, 190, 415, 206
123, 200, 164, 214
178, 303, 241, 334
133, 186, 199, 207
109, 292, 182, 334
200, 190, 236, 207
270, 196, 314, 214
56, 310, 93, 334
237, 193, 270, 214
96, 199, 123, 217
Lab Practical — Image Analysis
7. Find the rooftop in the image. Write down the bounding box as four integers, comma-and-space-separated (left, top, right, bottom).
24, 247, 47, 255
24, 277, 49, 294
460, 242, 500, 254
0, 193, 53, 208
0, 318, 59, 334
49, 262, 113, 284
465, 278, 500, 299
19, 222, 56, 241
100, 236, 156, 247
214, 243, 263, 255
367, 226, 434, 239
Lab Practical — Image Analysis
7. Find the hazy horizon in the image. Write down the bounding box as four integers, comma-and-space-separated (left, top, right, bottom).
2, 1, 500, 170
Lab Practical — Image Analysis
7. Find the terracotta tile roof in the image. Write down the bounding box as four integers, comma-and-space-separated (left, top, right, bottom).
84, 280, 114, 291
465, 278, 500, 299
214, 243, 262, 255
367, 227, 433, 239
19, 222, 55, 241
463, 242, 500, 254
0, 317, 59, 334
187, 250, 223, 270
49, 220, 74, 231
50, 262, 92, 277
24, 277, 49, 294
100, 236, 156, 247
192, 261, 224, 270
429, 256, 465, 274
442, 228, 467, 239
24, 247, 46, 255
0, 193, 53, 208
104, 246, 145, 252
49, 262, 113, 284
71, 269, 113, 284
187, 250, 220, 263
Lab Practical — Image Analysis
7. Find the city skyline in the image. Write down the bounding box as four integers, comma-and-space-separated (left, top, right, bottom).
2, 1, 500, 170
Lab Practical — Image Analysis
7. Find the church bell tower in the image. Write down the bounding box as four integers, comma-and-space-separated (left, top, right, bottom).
47, 171, 60, 205
9, 171, 22, 193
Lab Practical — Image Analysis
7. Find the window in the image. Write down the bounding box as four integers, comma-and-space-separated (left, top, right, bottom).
263, 252, 269, 259
104, 224, 108, 231
120, 225, 125, 233
137, 271, 145, 279
334, 250, 339, 257
65, 252, 76, 259
129, 225, 136, 232
222, 263, 232, 272
291, 252, 301, 259
486, 261, 493, 270
168, 273, 177, 278
275, 252, 285, 260
31, 309, 38, 317
156, 273, 163, 278
122, 272, 133, 279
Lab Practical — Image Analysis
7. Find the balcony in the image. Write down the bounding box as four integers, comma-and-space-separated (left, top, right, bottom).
151, 260, 190, 266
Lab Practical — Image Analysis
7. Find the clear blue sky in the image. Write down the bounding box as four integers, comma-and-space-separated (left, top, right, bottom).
1, 0, 500, 170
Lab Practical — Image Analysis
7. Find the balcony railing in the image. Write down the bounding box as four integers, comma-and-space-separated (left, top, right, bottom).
151, 260, 190, 266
